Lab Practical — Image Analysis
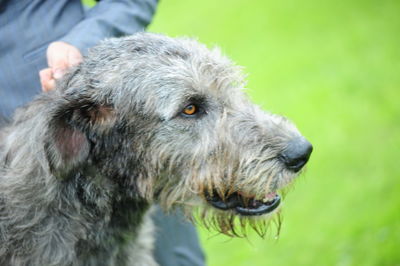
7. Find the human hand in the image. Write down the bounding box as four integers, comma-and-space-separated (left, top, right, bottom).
39, 41, 83, 92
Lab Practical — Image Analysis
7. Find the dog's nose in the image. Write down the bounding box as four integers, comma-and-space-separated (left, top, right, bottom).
279, 137, 313, 172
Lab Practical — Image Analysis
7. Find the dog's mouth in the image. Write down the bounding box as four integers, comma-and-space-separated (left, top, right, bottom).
205, 191, 281, 216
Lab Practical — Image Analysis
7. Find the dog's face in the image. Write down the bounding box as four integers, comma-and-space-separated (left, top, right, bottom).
47, 33, 312, 236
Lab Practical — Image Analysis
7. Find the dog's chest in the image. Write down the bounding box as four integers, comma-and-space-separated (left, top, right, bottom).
70, 176, 150, 265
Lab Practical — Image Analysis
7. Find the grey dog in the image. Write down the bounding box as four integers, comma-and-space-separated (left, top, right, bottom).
0, 33, 312, 266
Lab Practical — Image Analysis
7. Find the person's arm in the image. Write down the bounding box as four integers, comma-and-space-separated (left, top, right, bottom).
40, 0, 158, 91
60, 0, 158, 54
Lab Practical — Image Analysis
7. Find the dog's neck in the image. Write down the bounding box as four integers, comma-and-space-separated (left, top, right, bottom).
65, 170, 150, 261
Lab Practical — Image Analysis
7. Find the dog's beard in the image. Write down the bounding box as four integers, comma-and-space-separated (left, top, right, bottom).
153, 170, 294, 238
181, 200, 284, 238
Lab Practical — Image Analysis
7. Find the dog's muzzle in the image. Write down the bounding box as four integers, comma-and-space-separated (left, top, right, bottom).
205, 191, 281, 216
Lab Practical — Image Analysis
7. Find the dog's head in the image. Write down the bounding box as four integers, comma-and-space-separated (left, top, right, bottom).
44, 33, 312, 236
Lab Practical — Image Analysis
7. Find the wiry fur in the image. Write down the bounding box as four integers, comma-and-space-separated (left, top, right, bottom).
0, 33, 307, 265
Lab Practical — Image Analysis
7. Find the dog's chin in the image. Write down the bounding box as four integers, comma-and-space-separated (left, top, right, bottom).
205, 191, 281, 216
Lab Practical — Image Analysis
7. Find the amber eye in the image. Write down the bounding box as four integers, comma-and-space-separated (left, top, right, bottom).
182, 104, 197, 116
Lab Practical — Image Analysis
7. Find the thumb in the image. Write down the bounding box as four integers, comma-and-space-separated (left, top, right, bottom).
47, 42, 71, 79
49, 54, 68, 80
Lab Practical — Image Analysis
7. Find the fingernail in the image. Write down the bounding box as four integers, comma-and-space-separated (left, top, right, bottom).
53, 68, 65, 79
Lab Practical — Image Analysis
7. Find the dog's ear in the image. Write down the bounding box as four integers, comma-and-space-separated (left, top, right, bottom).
45, 98, 115, 179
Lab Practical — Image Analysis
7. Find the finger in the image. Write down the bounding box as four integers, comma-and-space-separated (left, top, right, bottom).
42, 79, 56, 92
47, 43, 68, 79
39, 68, 52, 81
52, 68, 67, 80
48, 51, 68, 71
39, 68, 52, 90
67, 48, 83, 67
39, 68, 56, 92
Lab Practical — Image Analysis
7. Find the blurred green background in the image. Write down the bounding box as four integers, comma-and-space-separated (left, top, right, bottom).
84, 0, 400, 265
148, 1, 400, 265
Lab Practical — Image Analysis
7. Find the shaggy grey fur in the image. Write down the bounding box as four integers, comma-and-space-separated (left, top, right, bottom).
0, 33, 311, 266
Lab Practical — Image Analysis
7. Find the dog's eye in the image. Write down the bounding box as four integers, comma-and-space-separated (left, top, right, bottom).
182, 104, 198, 116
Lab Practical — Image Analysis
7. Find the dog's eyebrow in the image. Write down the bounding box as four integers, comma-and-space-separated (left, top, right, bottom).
158, 94, 208, 121
176, 94, 208, 112
184, 95, 207, 104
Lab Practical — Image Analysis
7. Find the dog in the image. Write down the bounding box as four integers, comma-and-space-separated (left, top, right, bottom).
0, 33, 312, 265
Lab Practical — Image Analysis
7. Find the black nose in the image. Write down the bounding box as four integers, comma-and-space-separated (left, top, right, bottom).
279, 137, 313, 172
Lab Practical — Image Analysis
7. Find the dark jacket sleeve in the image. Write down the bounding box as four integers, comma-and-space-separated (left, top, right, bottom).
60, 0, 158, 53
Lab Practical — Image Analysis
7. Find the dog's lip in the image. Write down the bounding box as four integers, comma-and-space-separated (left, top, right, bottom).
235, 195, 280, 216
205, 191, 281, 216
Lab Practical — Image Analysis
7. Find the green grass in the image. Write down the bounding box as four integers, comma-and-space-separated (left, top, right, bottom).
149, 0, 400, 265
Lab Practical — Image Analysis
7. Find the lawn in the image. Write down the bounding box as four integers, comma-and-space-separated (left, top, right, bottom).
148, 0, 400, 265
